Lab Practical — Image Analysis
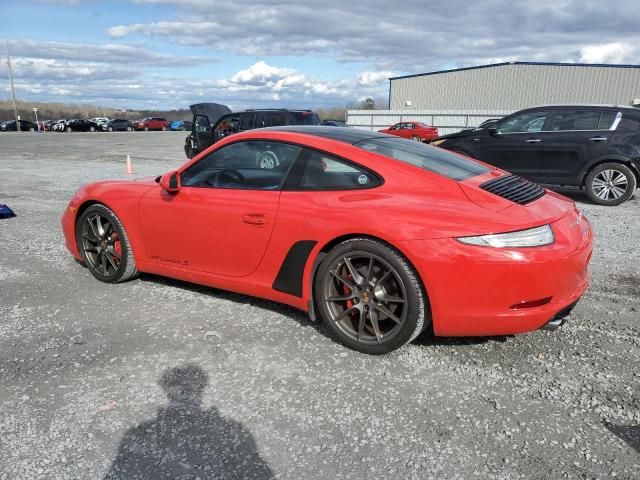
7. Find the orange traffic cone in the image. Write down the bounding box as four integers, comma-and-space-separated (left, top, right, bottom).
125, 154, 135, 174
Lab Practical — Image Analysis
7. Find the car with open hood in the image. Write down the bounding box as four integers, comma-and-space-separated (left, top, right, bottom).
184, 104, 321, 158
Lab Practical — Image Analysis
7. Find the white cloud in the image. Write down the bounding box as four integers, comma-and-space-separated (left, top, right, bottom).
579, 42, 638, 64
231, 61, 296, 85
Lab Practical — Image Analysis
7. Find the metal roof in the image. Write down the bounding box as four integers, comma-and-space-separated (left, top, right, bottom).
389, 61, 640, 81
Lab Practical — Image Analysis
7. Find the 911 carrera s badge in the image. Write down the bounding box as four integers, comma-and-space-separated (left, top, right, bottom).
357, 175, 368, 185
150, 255, 189, 266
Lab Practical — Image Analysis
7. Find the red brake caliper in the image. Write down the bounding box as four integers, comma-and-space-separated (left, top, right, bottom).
342, 270, 358, 319
111, 232, 122, 263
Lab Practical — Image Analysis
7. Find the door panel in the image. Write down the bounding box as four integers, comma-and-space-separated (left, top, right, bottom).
478, 133, 544, 181
537, 110, 615, 185
139, 187, 279, 277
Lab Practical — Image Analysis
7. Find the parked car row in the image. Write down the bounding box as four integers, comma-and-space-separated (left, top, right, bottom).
1, 116, 193, 132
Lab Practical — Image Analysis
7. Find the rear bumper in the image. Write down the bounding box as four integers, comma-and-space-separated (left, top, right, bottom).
398, 209, 593, 337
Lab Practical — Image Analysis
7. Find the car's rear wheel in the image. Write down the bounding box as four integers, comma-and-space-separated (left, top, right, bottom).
126, 126, 132, 132
315, 238, 428, 354
90, 126, 95, 132
66, 127, 72, 132
585, 162, 636, 206
410, 135, 421, 142
144, 126, 149, 131
162, 126, 167, 131
107, 126, 113, 132
76, 204, 138, 283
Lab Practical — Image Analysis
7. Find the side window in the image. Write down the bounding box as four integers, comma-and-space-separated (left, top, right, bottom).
194, 115, 210, 133
181, 141, 302, 190
266, 112, 286, 127
497, 111, 548, 134
239, 114, 255, 130
288, 149, 382, 190
254, 112, 266, 128
598, 112, 617, 130
552, 110, 602, 131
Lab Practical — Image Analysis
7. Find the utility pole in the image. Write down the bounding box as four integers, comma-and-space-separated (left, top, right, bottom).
5, 42, 20, 132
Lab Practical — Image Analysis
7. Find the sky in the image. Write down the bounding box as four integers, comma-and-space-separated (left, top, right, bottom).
1, 0, 639, 111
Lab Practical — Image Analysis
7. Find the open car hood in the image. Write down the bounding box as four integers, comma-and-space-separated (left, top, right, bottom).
189, 103, 232, 124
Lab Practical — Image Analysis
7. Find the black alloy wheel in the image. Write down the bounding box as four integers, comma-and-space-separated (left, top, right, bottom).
315, 238, 428, 354
76, 204, 138, 283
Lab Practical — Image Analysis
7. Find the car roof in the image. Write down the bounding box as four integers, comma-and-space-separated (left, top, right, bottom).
525, 104, 639, 111
260, 125, 389, 144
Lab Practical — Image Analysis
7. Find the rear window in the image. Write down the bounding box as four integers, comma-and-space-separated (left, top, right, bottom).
355, 137, 490, 181
288, 112, 320, 125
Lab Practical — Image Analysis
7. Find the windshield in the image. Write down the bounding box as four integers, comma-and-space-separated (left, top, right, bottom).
355, 137, 490, 181
289, 112, 320, 125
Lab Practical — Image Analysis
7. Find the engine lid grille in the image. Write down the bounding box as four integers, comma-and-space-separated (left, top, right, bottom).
479, 174, 545, 205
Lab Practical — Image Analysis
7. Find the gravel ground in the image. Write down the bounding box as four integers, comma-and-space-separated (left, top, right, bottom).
0, 131, 639, 479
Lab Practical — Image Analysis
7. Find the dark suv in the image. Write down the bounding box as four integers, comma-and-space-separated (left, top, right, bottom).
433, 105, 640, 205
185, 105, 321, 158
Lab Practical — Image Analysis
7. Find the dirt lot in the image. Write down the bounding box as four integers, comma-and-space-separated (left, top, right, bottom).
0, 131, 639, 479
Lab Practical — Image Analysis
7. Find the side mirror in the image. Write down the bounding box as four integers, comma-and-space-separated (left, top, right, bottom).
159, 171, 181, 194
488, 127, 498, 136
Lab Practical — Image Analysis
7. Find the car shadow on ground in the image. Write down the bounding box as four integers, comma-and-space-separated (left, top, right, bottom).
604, 423, 640, 454
103, 364, 274, 479
139, 273, 514, 349
413, 330, 514, 347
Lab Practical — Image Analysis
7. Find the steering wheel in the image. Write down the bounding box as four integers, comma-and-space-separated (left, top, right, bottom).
214, 168, 246, 188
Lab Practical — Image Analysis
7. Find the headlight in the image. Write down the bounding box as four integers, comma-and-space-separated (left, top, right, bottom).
457, 224, 554, 248
430, 139, 445, 146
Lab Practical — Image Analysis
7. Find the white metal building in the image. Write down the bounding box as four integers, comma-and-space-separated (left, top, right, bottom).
346, 62, 640, 134
389, 62, 640, 111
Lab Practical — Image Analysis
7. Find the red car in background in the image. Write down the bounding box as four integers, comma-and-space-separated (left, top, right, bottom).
379, 122, 439, 142
61, 126, 592, 355
133, 117, 169, 131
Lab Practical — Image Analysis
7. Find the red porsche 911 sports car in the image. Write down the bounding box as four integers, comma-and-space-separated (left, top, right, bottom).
61, 126, 593, 354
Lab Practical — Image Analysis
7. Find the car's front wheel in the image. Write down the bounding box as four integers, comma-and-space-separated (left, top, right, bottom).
585, 162, 637, 206
90, 126, 95, 132
76, 204, 138, 283
315, 238, 428, 354
66, 127, 72, 132
411, 135, 421, 142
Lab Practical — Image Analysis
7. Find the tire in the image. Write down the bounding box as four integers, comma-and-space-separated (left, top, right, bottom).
144, 126, 149, 131
315, 238, 428, 354
585, 162, 637, 206
66, 127, 72, 132
107, 126, 113, 132
126, 126, 132, 132
75, 204, 138, 283
162, 126, 167, 131
29, 127, 35, 132
90, 126, 95, 132
411, 135, 421, 142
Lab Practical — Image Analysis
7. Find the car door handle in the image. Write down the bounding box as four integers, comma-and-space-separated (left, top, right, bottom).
525, 138, 541, 143
242, 213, 267, 226
589, 136, 607, 142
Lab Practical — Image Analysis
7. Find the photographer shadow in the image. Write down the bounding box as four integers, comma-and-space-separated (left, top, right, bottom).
104, 364, 273, 479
